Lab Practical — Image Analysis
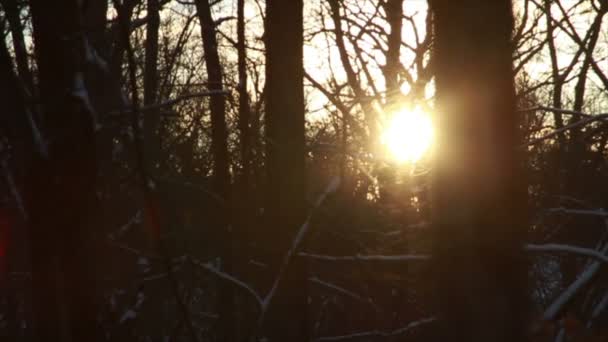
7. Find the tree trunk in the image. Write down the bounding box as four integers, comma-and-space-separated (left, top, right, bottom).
262, 0, 308, 341
430, 1, 528, 341
194, 0, 234, 340
28, 1, 100, 341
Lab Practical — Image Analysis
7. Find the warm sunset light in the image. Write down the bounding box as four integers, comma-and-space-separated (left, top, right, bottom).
381, 107, 434, 163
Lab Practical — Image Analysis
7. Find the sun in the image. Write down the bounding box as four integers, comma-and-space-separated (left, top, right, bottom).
381, 107, 434, 164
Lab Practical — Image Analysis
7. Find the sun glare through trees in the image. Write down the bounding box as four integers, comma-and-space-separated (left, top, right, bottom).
381, 106, 434, 163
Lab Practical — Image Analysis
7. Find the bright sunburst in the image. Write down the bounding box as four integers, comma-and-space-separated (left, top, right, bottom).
381, 107, 434, 164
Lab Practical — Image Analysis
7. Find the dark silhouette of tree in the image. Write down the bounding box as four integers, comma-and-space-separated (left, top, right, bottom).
28, 0, 100, 341
262, 0, 308, 341
430, 1, 529, 341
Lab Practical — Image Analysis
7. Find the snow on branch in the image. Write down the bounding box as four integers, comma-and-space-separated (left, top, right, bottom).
526, 244, 608, 264
313, 317, 436, 342
546, 207, 608, 217
299, 253, 430, 262
299, 244, 607, 265
309, 276, 377, 310
189, 257, 263, 309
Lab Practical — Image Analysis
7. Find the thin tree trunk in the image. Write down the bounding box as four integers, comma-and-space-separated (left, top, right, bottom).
263, 0, 308, 340
194, 0, 234, 340
544, 0, 565, 145
28, 1, 100, 341
430, 1, 528, 341
237, 0, 251, 186
383, 0, 403, 108
144, 0, 161, 174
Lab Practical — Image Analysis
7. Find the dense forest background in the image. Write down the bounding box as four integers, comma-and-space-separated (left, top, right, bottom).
0, 0, 607, 341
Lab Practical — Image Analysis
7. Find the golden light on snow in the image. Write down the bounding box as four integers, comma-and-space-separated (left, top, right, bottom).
381, 107, 434, 164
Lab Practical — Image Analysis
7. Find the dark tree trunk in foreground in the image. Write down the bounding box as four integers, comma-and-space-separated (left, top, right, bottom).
195, 0, 234, 340
263, 0, 308, 341
29, 1, 100, 341
430, 1, 528, 341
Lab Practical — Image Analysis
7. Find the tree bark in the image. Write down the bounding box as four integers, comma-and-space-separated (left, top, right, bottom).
430, 1, 528, 341
28, 1, 100, 341
262, 0, 308, 341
